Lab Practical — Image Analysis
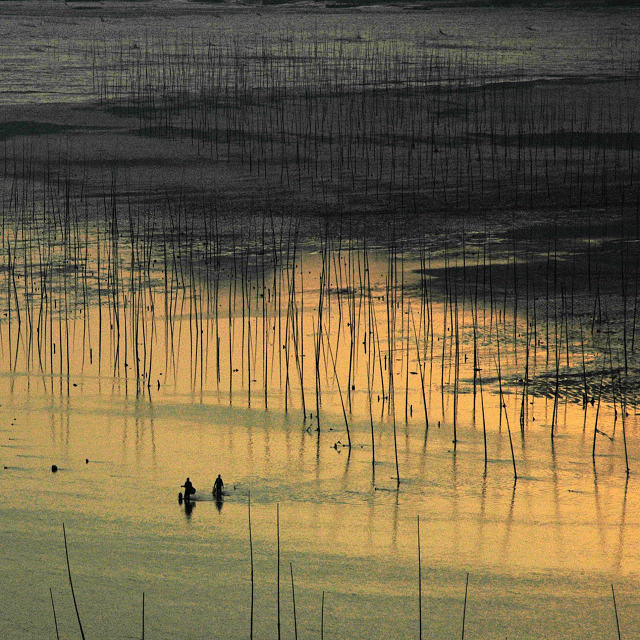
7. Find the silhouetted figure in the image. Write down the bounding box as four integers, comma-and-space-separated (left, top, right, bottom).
213, 474, 224, 500
181, 477, 195, 502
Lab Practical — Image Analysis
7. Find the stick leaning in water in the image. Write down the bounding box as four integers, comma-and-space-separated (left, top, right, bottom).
611, 583, 622, 640
63, 523, 86, 640
277, 503, 281, 640
461, 572, 469, 640
49, 588, 60, 640
248, 491, 254, 640
417, 515, 422, 640
290, 563, 298, 640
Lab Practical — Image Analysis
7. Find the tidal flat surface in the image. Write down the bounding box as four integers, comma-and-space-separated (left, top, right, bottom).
1, 1, 638, 106
1, 2, 640, 638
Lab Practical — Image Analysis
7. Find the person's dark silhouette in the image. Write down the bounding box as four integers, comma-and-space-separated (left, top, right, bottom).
213, 474, 224, 500
181, 477, 195, 502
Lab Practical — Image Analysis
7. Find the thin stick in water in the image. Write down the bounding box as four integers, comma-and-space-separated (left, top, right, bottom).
277, 503, 281, 640
49, 588, 60, 640
290, 563, 298, 640
461, 572, 469, 640
418, 515, 422, 640
249, 492, 254, 640
611, 583, 622, 640
62, 523, 86, 640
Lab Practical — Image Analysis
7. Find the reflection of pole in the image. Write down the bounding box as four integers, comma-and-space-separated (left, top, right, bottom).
615, 476, 629, 574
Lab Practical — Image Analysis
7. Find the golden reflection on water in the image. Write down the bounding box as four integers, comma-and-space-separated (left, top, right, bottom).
1, 246, 639, 638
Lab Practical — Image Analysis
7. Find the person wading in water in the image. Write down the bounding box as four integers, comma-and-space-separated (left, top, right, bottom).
181, 477, 195, 502
212, 474, 224, 500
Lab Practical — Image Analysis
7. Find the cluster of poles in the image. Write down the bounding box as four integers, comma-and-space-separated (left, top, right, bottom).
0, 141, 638, 482
78, 28, 640, 212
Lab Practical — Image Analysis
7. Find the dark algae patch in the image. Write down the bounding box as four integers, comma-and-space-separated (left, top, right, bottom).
0, 121, 80, 140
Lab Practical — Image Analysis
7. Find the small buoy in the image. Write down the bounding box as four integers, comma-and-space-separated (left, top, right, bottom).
51, 464, 58, 473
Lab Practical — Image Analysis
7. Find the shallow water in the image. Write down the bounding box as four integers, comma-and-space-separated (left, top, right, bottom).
2, 370, 640, 638
2, 2, 640, 638
1, 235, 640, 638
